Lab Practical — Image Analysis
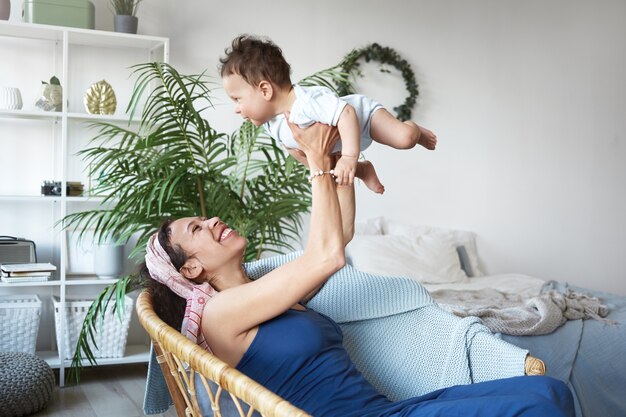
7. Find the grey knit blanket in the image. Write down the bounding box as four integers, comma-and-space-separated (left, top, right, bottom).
433, 284, 612, 336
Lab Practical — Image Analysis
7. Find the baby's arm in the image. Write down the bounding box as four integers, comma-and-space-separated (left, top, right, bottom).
335, 105, 360, 186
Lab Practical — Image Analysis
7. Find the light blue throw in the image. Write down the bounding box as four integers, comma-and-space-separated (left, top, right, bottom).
144, 252, 528, 414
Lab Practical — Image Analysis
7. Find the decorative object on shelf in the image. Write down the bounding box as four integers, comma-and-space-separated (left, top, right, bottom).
66, 230, 96, 274
0, 0, 10, 20
41, 180, 62, 196
84, 80, 117, 115
40, 180, 83, 196
35, 75, 63, 112
336, 43, 419, 122
22, 0, 95, 29
111, 0, 142, 34
94, 239, 124, 279
0, 86, 23, 110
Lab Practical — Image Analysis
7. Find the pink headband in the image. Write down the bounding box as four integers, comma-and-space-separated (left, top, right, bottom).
145, 232, 216, 351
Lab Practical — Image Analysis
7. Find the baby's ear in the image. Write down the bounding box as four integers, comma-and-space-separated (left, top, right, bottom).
180, 258, 203, 281
258, 80, 274, 100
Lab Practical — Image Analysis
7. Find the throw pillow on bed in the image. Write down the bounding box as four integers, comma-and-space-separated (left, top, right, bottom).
381, 219, 484, 277
345, 234, 468, 284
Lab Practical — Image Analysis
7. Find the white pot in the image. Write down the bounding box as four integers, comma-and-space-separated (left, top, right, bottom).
0, 87, 23, 110
94, 243, 124, 279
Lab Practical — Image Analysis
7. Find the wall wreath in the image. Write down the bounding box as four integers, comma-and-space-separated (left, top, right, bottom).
335, 43, 418, 122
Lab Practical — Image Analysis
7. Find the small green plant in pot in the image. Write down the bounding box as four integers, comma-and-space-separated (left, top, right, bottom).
111, 0, 143, 33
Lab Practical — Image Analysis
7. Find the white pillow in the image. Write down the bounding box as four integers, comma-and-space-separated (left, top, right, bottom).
354, 216, 384, 235
346, 234, 468, 284
382, 219, 484, 277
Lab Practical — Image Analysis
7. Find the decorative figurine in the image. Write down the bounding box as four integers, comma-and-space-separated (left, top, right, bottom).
35, 76, 63, 111
84, 80, 117, 115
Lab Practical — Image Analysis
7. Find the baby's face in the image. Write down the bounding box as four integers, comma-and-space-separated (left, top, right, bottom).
223, 74, 274, 126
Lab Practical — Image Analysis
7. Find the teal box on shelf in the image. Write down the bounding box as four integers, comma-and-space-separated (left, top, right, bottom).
22, 0, 95, 29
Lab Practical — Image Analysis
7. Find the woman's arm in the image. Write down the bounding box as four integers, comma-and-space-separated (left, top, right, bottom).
202, 121, 346, 352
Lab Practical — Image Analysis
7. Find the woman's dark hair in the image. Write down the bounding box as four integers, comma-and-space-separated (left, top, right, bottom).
142, 219, 187, 331
219, 34, 292, 89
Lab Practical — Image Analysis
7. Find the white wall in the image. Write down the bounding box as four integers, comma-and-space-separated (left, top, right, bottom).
9, 0, 625, 295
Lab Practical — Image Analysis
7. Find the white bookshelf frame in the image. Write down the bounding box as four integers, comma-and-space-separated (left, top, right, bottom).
0, 20, 169, 386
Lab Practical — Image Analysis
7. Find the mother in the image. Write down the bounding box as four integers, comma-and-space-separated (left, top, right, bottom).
144, 119, 574, 417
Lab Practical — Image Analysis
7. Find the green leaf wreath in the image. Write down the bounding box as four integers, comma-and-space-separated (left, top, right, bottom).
336, 43, 419, 122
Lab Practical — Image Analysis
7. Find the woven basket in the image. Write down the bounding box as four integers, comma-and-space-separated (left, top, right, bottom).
0, 294, 42, 354
52, 295, 133, 359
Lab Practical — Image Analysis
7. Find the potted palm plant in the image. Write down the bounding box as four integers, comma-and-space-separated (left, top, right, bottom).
111, 0, 143, 34
63, 61, 353, 383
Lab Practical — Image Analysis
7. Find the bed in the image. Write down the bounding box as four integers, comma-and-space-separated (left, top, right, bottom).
347, 217, 626, 417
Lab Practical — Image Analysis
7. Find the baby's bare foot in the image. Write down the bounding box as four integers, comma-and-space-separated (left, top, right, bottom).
357, 161, 385, 194
418, 126, 437, 150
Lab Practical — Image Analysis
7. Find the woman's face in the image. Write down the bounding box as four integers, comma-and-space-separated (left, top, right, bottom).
168, 216, 247, 277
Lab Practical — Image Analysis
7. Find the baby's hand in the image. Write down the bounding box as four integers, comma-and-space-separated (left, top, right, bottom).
334, 155, 358, 186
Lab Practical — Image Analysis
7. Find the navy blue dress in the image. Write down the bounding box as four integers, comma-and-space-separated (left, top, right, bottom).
236, 308, 574, 417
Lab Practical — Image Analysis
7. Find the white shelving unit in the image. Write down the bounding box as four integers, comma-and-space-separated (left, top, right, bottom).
0, 20, 169, 386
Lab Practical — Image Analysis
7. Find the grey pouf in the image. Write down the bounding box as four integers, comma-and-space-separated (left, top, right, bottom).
0, 352, 55, 417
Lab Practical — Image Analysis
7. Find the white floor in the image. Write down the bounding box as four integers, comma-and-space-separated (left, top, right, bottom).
33, 364, 177, 417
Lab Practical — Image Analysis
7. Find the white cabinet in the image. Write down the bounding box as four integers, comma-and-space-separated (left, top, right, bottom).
0, 20, 169, 385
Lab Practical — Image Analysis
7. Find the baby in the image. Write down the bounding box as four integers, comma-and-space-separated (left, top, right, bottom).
220, 35, 437, 194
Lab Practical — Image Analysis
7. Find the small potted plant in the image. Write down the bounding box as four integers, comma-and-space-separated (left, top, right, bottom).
111, 0, 143, 34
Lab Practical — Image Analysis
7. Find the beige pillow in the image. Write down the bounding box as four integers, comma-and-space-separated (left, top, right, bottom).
346, 234, 468, 284
382, 219, 484, 277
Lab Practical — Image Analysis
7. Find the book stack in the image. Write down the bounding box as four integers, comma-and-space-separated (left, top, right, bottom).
0, 262, 57, 283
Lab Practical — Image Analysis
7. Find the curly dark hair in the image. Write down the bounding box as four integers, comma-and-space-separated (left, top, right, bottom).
142, 219, 187, 331
219, 34, 292, 89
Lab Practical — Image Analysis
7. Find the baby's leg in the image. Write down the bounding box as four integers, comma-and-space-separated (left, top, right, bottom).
355, 160, 384, 194
370, 109, 437, 150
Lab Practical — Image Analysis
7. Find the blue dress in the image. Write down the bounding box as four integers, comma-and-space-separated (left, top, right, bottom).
236, 308, 574, 417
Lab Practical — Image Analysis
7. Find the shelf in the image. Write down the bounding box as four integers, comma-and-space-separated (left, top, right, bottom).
0, 109, 138, 123
0, 195, 111, 202
38, 344, 150, 369
0, 279, 60, 287
0, 195, 61, 202
0, 109, 61, 120
65, 275, 120, 286
0, 21, 168, 51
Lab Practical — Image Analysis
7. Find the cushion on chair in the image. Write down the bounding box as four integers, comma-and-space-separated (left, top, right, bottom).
0, 352, 55, 417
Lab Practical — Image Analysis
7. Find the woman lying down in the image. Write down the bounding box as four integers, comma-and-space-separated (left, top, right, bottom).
144, 120, 574, 417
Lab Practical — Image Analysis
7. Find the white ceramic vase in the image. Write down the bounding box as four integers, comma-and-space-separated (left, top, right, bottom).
0, 86, 23, 110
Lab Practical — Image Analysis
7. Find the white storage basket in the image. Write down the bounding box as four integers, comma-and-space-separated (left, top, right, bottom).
0, 294, 42, 354
52, 295, 133, 360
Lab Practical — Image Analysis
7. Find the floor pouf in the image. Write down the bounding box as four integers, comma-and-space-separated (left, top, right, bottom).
0, 352, 55, 417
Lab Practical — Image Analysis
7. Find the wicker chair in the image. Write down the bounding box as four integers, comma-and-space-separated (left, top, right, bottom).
136, 290, 545, 417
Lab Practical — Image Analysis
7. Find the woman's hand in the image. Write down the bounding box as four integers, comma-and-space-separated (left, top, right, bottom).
285, 113, 339, 170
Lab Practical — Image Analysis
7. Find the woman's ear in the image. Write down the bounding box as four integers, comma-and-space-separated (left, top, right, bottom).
258, 80, 274, 101
180, 258, 203, 281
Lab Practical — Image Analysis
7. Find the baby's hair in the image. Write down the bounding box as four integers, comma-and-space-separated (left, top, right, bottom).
219, 34, 292, 89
